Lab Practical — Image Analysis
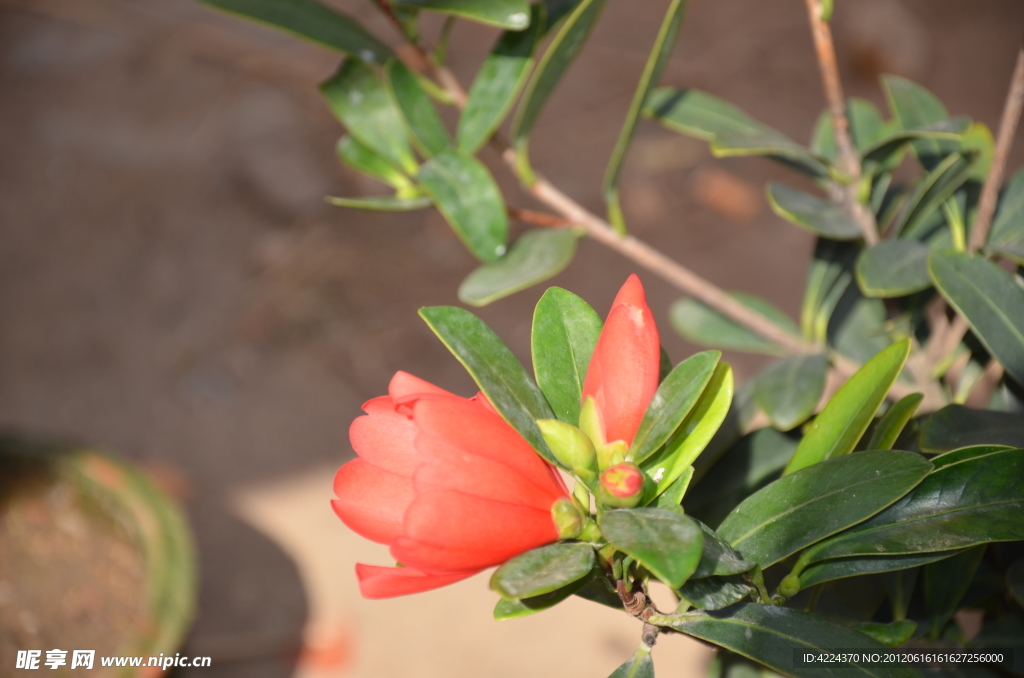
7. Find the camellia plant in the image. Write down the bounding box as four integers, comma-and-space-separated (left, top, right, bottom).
200, 0, 1024, 675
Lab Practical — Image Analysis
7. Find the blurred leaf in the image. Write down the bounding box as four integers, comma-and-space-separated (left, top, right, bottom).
883, 74, 958, 170
335, 135, 414, 191
670, 293, 799, 356
1008, 559, 1024, 608
848, 98, 887, 151
383, 60, 451, 157
929, 250, 1024, 386
201, 0, 393, 63
856, 239, 932, 297
603, 0, 688, 231
321, 60, 418, 174
802, 448, 1024, 562
419, 306, 557, 463
490, 542, 595, 598
531, 287, 602, 425
600, 508, 704, 587
574, 577, 624, 609
893, 153, 975, 239
854, 620, 918, 647
924, 545, 986, 637
754, 354, 828, 432
457, 5, 545, 155
679, 575, 752, 610
691, 519, 753, 578
607, 645, 654, 678
828, 288, 891, 365
988, 166, 1024, 253
326, 195, 431, 210
799, 551, 960, 590
861, 118, 969, 170
801, 238, 857, 342
543, 0, 584, 28
459, 228, 577, 306
417, 151, 508, 262
920, 404, 1024, 452
631, 350, 719, 464
962, 122, 995, 183
766, 183, 863, 240
719, 450, 932, 568
783, 339, 911, 475
867, 393, 923, 451
493, 573, 591, 619
810, 111, 837, 162
394, 0, 531, 29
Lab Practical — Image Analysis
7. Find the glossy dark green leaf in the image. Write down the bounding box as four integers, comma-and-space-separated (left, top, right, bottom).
867, 393, 923, 451
656, 465, 693, 509
417, 151, 508, 262
931, 445, 1013, 469
642, 364, 733, 498
490, 542, 595, 598
599, 508, 703, 587
458, 228, 577, 307
201, 0, 393, 63
1008, 559, 1024, 607
766, 183, 863, 240
419, 306, 556, 462
883, 74, 958, 170
394, 0, 531, 29
692, 520, 753, 578
754, 354, 827, 432
493, 571, 592, 619
856, 239, 932, 298
335, 135, 414, 192
652, 604, 920, 678
854, 620, 918, 647
893, 153, 975, 238
929, 250, 1024, 386
321, 60, 417, 174
798, 551, 961, 590
827, 289, 892, 365
801, 239, 858, 343
784, 340, 910, 475
607, 645, 654, 678
511, 0, 608, 166
802, 448, 1024, 562
631, 351, 719, 463
531, 287, 602, 426
921, 404, 1024, 453
457, 5, 545, 155
987, 166, 1024, 253
383, 60, 451, 157
670, 294, 799, 356
924, 545, 986, 637
679, 575, 753, 610
720, 450, 933, 568
603, 0, 688, 231
861, 118, 969, 169
325, 195, 431, 211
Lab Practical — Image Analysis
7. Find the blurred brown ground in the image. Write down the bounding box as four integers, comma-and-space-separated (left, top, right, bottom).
0, 0, 1022, 676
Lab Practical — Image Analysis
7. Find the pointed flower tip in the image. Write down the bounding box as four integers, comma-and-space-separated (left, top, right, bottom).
611, 274, 648, 310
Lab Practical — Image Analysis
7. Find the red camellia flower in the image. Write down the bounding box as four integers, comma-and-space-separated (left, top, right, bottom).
332, 371, 570, 599
581, 274, 661, 446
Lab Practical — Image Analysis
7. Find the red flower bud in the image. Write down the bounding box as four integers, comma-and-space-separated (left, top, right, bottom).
597, 462, 646, 508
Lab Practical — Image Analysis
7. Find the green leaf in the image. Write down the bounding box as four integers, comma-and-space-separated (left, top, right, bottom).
713, 132, 830, 179
419, 306, 556, 462
383, 60, 451, 158
603, 0, 688, 231
828, 289, 892, 365
493, 571, 593, 619
929, 250, 1024, 386
988, 166, 1024, 252
417, 151, 509, 262
923, 545, 986, 637
630, 351, 719, 464
920, 404, 1024, 452
326, 195, 431, 211
883, 74, 958, 170
801, 238, 858, 343
856, 239, 932, 298
783, 339, 911, 475
810, 111, 837, 162
393, 0, 531, 29
531, 287, 602, 425
641, 363, 734, 498
893, 152, 975, 238
652, 604, 920, 678
335, 135, 413, 192
458, 228, 577, 306
754, 354, 828, 432
490, 542, 595, 598
860, 117, 969, 169
670, 293, 799, 356
801, 447, 1024, 562
201, 0, 393, 63
1008, 559, 1024, 607
718, 450, 932, 568
573, 577, 624, 609
799, 551, 961, 590
679, 575, 753, 610
457, 5, 545, 155
848, 98, 887, 151
867, 393, 923, 451
691, 520, 753, 578
607, 645, 654, 678
853, 620, 918, 647
511, 0, 608, 169
655, 465, 693, 510
766, 183, 863, 240
930, 444, 1014, 469
599, 508, 704, 587
320, 60, 417, 174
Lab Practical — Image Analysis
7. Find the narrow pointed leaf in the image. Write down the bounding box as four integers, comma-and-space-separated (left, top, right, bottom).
867, 393, 923, 451
490, 542, 595, 599
656, 466, 693, 510
930, 444, 1014, 469
459, 228, 578, 306
608, 645, 654, 678
920, 403, 1024, 452
718, 450, 932, 568
599, 508, 703, 587
754, 354, 828, 432
326, 195, 431, 211
457, 5, 545, 155
783, 339, 911, 476
670, 293, 798, 355
417, 151, 508, 262
801, 238, 857, 342
766, 183, 863, 240
929, 250, 1024, 386
799, 551, 961, 590
201, 0, 393, 63
335, 135, 414, 192
383, 60, 451, 157
394, 0, 531, 29
531, 287, 603, 425
713, 132, 829, 178
856, 239, 932, 298
893, 152, 974, 238
419, 306, 557, 463
543, 0, 584, 29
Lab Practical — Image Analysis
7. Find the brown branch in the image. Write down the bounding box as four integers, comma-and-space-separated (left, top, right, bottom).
969, 45, 1024, 251
508, 207, 573, 228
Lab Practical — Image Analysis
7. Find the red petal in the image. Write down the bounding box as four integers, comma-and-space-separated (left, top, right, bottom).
581, 275, 660, 446
355, 564, 478, 599
389, 371, 454, 401
349, 397, 421, 476
331, 459, 414, 545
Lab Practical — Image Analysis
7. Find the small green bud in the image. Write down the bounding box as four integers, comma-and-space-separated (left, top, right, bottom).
551, 497, 584, 540
595, 462, 645, 508
537, 419, 598, 482
778, 573, 801, 598
596, 440, 628, 471
578, 396, 606, 448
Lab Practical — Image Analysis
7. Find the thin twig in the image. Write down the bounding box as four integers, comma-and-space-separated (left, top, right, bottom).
508, 207, 573, 228
969, 45, 1024, 251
